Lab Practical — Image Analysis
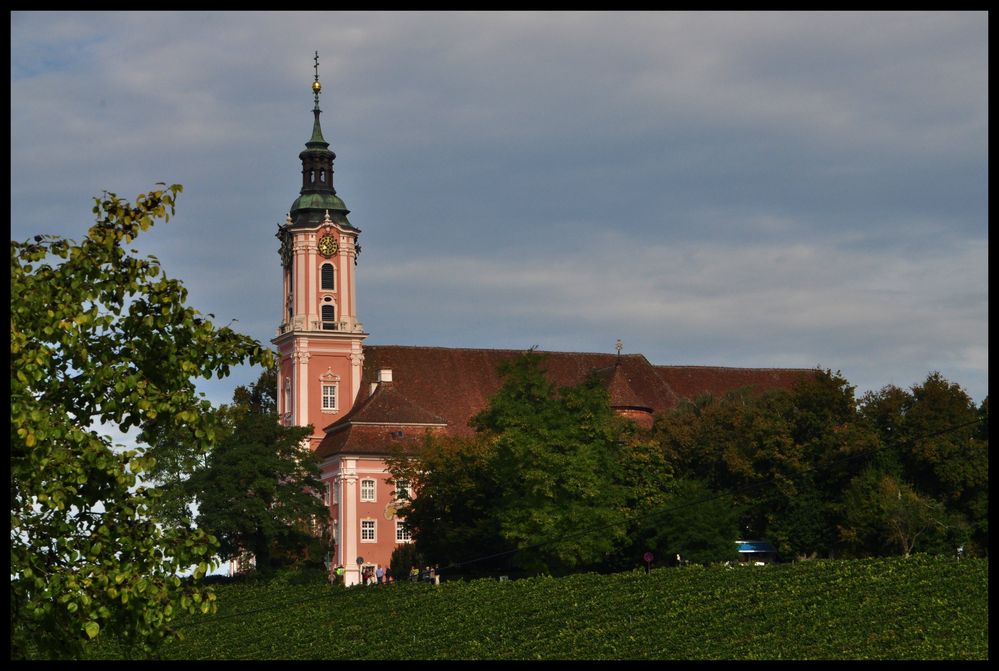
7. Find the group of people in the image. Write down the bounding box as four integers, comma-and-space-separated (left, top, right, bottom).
360, 564, 391, 585
409, 565, 440, 584
329, 563, 441, 585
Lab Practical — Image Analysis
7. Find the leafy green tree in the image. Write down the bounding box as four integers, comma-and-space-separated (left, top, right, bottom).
653, 370, 883, 560
11, 185, 271, 658
839, 469, 950, 557
139, 423, 209, 529
778, 370, 880, 558
190, 371, 329, 573
388, 542, 423, 583
472, 354, 632, 575
653, 388, 802, 543
602, 433, 675, 571
860, 374, 988, 555
388, 433, 507, 575
139, 368, 278, 528
644, 478, 741, 565
391, 352, 637, 576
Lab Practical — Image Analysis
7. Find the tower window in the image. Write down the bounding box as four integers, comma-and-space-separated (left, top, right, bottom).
321, 263, 335, 290
322, 383, 337, 411
321, 304, 336, 330
283, 378, 293, 420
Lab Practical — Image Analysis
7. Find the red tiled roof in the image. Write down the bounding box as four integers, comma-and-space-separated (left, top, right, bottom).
315, 345, 814, 458
353, 347, 680, 435
654, 365, 814, 401
340, 382, 446, 426
595, 362, 658, 411
315, 423, 441, 459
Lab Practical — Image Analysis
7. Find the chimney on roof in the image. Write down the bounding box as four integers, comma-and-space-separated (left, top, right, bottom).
371, 368, 393, 395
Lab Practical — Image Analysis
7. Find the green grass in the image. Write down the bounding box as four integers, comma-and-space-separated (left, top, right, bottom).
87, 554, 988, 660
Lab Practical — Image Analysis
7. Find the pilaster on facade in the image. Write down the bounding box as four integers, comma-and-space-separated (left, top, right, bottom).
349, 349, 365, 407
340, 462, 361, 586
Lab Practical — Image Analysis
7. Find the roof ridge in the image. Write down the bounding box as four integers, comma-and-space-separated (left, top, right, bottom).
655, 364, 816, 372
367, 343, 648, 359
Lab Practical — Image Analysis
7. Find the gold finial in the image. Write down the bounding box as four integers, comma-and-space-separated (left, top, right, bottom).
313, 51, 322, 94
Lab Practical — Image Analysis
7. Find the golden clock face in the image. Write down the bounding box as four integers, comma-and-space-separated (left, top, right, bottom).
318, 234, 338, 258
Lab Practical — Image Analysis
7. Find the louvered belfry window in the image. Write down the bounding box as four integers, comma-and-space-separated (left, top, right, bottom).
322, 304, 336, 329
321, 263, 335, 290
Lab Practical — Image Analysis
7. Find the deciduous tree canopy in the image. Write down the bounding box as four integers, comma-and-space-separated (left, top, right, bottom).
190, 371, 330, 573
11, 185, 271, 658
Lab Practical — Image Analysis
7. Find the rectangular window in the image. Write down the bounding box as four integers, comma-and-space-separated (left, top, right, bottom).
332, 480, 340, 505
360, 479, 376, 502
396, 520, 412, 543
323, 482, 331, 506
361, 519, 375, 542
322, 383, 337, 411
394, 480, 411, 501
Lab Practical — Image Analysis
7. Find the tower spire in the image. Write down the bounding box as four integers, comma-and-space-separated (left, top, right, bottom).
313, 50, 321, 108
308, 50, 327, 147
289, 51, 354, 228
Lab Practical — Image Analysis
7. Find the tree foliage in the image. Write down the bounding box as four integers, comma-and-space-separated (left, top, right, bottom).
391, 352, 651, 576
191, 371, 330, 573
387, 433, 506, 576
475, 356, 633, 574
652, 368, 987, 560
142, 369, 329, 573
859, 374, 988, 555
642, 478, 741, 565
10, 185, 272, 658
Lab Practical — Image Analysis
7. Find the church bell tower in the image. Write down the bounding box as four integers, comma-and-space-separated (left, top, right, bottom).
272, 53, 367, 450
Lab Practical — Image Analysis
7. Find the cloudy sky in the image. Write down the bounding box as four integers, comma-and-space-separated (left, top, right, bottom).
11, 11, 988, 407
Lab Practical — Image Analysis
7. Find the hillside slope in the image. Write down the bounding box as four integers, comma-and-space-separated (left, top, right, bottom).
87, 555, 988, 660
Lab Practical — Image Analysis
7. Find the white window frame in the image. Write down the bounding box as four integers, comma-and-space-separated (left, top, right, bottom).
321, 382, 338, 412
323, 482, 331, 506
396, 520, 412, 543
361, 519, 376, 543
394, 479, 411, 501
360, 479, 376, 502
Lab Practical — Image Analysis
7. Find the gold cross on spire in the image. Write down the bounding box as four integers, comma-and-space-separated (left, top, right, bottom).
312, 51, 322, 106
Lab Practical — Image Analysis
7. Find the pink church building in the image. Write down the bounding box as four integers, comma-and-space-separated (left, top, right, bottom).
273, 59, 811, 586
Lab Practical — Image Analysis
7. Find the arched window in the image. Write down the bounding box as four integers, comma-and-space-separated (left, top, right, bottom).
322, 304, 336, 330
283, 378, 293, 419
287, 258, 294, 322
321, 263, 335, 290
